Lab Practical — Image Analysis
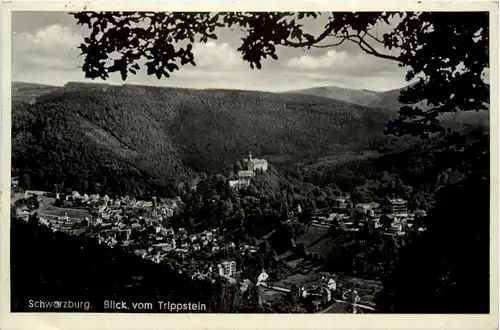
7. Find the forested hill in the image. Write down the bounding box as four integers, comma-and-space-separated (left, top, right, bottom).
283, 86, 380, 106
12, 82, 403, 196
287, 85, 490, 127
12, 82, 60, 103
12, 81, 487, 197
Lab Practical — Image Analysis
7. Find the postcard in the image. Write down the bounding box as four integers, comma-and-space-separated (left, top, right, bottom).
0, 1, 498, 330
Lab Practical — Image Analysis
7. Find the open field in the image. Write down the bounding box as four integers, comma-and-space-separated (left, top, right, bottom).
39, 207, 90, 221
37, 203, 91, 221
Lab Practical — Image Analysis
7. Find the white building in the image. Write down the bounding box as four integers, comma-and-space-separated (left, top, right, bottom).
256, 269, 269, 286
229, 179, 251, 189
218, 261, 237, 277
327, 278, 337, 292
237, 170, 256, 178
244, 151, 268, 172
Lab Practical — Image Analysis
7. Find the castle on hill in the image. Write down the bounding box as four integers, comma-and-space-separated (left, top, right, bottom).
238, 152, 268, 178
230, 152, 268, 188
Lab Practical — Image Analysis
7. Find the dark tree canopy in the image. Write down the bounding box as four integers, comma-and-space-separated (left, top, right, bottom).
72, 11, 489, 137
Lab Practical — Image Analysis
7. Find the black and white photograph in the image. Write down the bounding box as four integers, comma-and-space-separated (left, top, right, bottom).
1, 2, 498, 327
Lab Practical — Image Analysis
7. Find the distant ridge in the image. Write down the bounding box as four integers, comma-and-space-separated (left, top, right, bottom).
12, 81, 61, 103
286, 84, 489, 126
283, 86, 385, 107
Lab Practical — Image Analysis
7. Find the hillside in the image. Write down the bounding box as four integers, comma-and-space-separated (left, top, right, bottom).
286, 85, 490, 129
11, 81, 61, 103
365, 87, 402, 110
11, 218, 215, 312
12, 82, 402, 196
284, 86, 380, 106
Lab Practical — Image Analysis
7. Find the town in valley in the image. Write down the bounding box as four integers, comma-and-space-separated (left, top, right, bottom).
12, 151, 427, 313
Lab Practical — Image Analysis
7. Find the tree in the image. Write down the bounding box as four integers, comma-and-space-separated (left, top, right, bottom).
285, 284, 299, 307
375, 172, 489, 313
328, 222, 338, 236
234, 161, 243, 173
73, 11, 488, 137
21, 173, 31, 190
298, 208, 313, 225
379, 214, 393, 231
28, 213, 39, 226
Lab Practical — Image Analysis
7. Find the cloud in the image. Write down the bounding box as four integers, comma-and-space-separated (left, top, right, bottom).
284, 47, 407, 86
192, 41, 245, 70
12, 24, 83, 74
286, 50, 351, 70
11, 16, 409, 93
14, 24, 82, 53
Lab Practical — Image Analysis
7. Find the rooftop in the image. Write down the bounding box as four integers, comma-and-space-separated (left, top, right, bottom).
388, 198, 407, 205
238, 170, 256, 177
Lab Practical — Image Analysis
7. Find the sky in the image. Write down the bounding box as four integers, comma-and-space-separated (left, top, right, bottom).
11, 11, 409, 92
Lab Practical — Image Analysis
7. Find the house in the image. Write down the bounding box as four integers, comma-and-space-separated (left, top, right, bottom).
229, 179, 251, 189
162, 227, 175, 236
334, 198, 351, 210
240, 279, 252, 293
237, 170, 256, 178
218, 261, 237, 277
386, 198, 408, 215
353, 202, 380, 218
11, 176, 21, 188
71, 191, 82, 200
327, 278, 337, 292
89, 194, 100, 202
299, 286, 308, 298
244, 152, 268, 172
256, 269, 269, 286
415, 209, 427, 217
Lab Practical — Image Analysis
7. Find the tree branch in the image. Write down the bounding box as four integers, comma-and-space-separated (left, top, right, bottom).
366, 31, 384, 44
312, 36, 348, 48
351, 34, 400, 62
282, 23, 338, 48
284, 25, 400, 63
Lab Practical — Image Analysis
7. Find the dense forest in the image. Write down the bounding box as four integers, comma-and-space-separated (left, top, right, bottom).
11, 82, 486, 198
11, 82, 397, 196
283, 126, 488, 204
